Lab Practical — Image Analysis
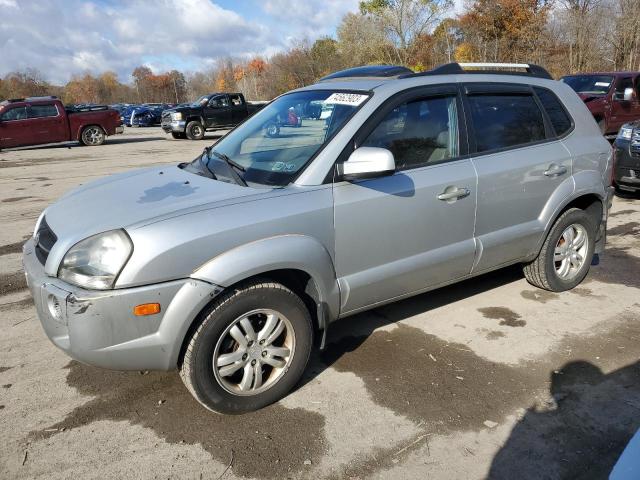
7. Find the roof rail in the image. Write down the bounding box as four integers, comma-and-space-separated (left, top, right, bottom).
399, 62, 553, 80
319, 65, 414, 82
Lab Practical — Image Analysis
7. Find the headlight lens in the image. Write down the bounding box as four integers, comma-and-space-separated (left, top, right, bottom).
58, 230, 132, 290
171, 112, 183, 121
618, 125, 633, 140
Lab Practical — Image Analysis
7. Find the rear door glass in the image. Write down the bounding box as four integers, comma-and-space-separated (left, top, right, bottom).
467, 94, 546, 153
29, 104, 58, 118
533, 87, 573, 137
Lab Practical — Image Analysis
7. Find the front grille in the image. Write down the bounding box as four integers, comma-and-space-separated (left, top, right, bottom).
35, 217, 57, 265
631, 128, 640, 154
161, 112, 171, 124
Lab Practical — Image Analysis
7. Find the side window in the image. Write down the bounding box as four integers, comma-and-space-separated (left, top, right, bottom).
229, 94, 242, 106
29, 104, 58, 119
534, 87, 573, 137
467, 94, 545, 153
210, 96, 229, 107
361, 96, 459, 170
1, 106, 27, 121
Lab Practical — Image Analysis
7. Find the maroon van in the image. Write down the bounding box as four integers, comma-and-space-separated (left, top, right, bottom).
0, 96, 123, 149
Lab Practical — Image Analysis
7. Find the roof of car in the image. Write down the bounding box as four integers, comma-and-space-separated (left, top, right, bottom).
296, 63, 559, 94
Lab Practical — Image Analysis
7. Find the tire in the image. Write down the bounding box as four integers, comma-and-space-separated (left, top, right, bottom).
180, 280, 313, 414
185, 121, 205, 140
171, 132, 186, 139
80, 125, 105, 146
523, 208, 596, 292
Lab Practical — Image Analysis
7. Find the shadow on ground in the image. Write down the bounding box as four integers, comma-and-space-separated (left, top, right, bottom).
489, 360, 640, 480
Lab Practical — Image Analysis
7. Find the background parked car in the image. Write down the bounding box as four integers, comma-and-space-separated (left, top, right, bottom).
561, 72, 640, 137
613, 121, 640, 194
0, 96, 123, 149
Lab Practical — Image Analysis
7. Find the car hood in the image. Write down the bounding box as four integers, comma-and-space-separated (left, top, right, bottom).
44, 165, 264, 241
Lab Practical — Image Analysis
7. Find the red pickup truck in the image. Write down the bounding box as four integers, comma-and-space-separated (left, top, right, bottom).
0, 96, 123, 149
561, 72, 640, 137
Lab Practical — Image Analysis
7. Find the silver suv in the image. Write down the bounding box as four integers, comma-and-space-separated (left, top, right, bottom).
23, 63, 614, 413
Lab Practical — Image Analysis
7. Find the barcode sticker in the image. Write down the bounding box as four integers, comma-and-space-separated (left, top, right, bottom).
595, 82, 611, 87
325, 93, 369, 106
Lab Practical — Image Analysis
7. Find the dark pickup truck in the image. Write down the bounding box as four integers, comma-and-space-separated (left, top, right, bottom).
161, 93, 267, 140
561, 72, 640, 137
0, 96, 123, 149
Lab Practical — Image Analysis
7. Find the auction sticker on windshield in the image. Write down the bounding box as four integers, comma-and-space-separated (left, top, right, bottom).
325, 93, 369, 106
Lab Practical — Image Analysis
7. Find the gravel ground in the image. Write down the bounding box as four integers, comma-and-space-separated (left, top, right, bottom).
0, 128, 639, 480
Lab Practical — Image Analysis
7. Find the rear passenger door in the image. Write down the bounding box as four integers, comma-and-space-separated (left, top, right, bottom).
333, 86, 477, 314
464, 83, 574, 273
229, 94, 246, 124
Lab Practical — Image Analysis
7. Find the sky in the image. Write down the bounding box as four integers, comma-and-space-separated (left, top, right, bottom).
0, 0, 465, 85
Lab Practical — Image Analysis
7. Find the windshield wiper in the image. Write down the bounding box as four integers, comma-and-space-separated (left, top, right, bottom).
198, 147, 217, 180
211, 149, 248, 187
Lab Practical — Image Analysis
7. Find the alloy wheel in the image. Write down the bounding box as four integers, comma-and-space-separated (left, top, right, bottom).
213, 309, 295, 396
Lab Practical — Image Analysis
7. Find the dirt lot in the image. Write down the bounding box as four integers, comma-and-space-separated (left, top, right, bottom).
1, 128, 639, 480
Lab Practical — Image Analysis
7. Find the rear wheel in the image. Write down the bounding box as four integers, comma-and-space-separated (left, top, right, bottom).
80, 125, 105, 146
180, 280, 313, 414
523, 208, 596, 292
185, 121, 205, 140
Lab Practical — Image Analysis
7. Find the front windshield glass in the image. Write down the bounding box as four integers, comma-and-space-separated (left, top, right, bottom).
561, 75, 614, 95
191, 90, 370, 187
191, 95, 209, 107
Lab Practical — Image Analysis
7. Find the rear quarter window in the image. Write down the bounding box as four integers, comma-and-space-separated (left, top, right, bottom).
533, 87, 573, 137
467, 94, 546, 153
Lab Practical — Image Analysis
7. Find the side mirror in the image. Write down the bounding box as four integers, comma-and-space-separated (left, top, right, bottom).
338, 147, 395, 181
624, 87, 634, 102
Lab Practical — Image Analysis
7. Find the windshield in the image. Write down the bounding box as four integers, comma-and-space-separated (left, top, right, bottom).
561, 75, 614, 95
188, 90, 370, 187
190, 95, 209, 107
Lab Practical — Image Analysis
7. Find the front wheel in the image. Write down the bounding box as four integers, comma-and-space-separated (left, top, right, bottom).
180, 280, 313, 414
185, 121, 205, 140
80, 125, 105, 146
523, 208, 596, 292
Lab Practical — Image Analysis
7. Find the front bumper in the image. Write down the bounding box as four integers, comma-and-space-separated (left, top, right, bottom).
161, 120, 186, 133
23, 238, 222, 371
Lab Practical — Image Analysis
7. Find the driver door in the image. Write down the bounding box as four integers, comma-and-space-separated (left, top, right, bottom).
205, 95, 231, 127
333, 86, 477, 315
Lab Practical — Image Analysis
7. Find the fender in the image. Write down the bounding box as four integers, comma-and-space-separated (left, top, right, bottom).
191, 234, 341, 324
532, 170, 606, 258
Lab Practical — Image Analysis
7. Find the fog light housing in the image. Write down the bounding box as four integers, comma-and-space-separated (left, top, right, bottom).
47, 294, 63, 322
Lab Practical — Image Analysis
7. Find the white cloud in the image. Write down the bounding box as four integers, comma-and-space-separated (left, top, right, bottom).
0, 0, 301, 84
261, 0, 360, 39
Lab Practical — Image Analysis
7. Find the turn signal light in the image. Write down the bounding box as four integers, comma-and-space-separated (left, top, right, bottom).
133, 303, 161, 316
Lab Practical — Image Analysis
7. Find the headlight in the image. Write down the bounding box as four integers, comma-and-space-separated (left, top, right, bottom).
618, 125, 633, 140
171, 112, 183, 121
58, 230, 133, 290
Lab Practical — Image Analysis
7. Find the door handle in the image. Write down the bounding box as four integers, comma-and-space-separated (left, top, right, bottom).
438, 187, 470, 201
544, 164, 567, 177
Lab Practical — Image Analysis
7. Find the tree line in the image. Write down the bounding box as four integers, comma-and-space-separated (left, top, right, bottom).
1, 0, 638, 105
